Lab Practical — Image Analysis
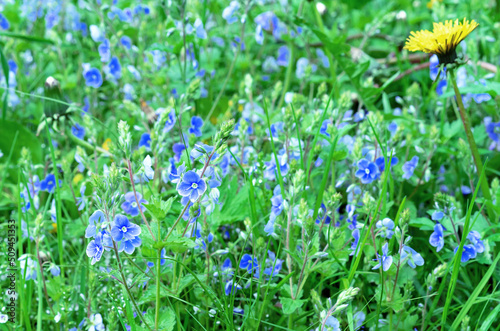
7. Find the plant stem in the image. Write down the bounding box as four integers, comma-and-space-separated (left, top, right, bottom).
155, 248, 161, 330
448, 69, 496, 222
127, 159, 155, 240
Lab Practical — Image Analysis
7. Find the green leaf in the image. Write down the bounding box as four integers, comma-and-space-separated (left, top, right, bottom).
158, 234, 196, 253
144, 307, 176, 331
280, 297, 307, 315
143, 197, 174, 221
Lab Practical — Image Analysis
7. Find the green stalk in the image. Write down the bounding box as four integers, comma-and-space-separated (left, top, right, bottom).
448, 70, 496, 223
44, 122, 64, 275
155, 248, 161, 330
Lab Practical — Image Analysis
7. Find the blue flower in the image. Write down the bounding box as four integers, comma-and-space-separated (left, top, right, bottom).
107, 56, 122, 79
49, 264, 61, 277
263, 251, 283, 277
71, 123, 85, 139
467, 231, 484, 253
189, 116, 203, 137
431, 211, 444, 221
98, 39, 111, 62
316, 49, 330, 68
139, 133, 151, 150
111, 214, 141, 242
40, 174, 58, 193
401, 245, 424, 268
255, 25, 264, 44
222, 1, 240, 24
295, 57, 316, 79
375, 156, 399, 172
324, 317, 340, 331
277, 46, 290, 66
239, 254, 258, 272
429, 223, 445, 252
83, 68, 103, 88
315, 203, 331, 225
127, 65, 142, 80
402, 156, 419, 179
177, 170, 207, 202
373, 243, 392, 271
484, 117, 500, 151
194, 18, 207, 39
461, 185, 472, 195
86, 233, 104, 265
454, 244, 477, 263
355, 159, 380, 184
0, 14, 10, 30
320, 119, 332, 137
118, 236, 142, 254
120, 36, 132, 49
86, 210, 106, 238
225, 280, 242, 296
76, 184, 86, 211
264, 154, 289, 181
264, 219, 275, 236
270, 194, 284, 220
173, 143, 186, 162
350, 228, 360, 256
376, 218, 394, 239
164, 110, 176, 132
19, 256, 37, 281
121, 192, 147, 217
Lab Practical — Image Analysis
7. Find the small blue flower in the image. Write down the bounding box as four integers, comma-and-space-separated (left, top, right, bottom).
373, 243, 392, 271
402, 156, 419, 179
189, 116, 203, 137
194, 18, 207, 39
86, 233, 104, 265
316, 49, 330, 68
111, 214, 141, 242
107, 56, 122, 79
19, 256, 37, 281
76, 183, 86, 211
222, 1, 240, 24
429, 223, 445, 252
484, 117, 500, 151
177, 170, 207, 202
454, 244, 477, 263
120, 36, 132, 49
173, 143, 186, 162
264, 154, 289, 181
0, 14, 10, 30
320, 119, 332, 137
164, 110, 176, 132
375, 156, 399, 172
239, 254, 258, 272
355, 159, 380, 184
461, 185, 472, 195
376, 218, 394, 239
350, 228, 360, 256
225, 280, 242, 296
255, 25, 264, 44
431, 211, 444, 221
83, 68, 103, 88
264, 219, 275, 236
467, 231, 484, 253
127, 65, 142, 80
270, 194, 284, 220
49, 264, 61, 277
98, 39, 111, 62
90, 25, 104, 42
401, 245, 424, 268
277, 46, 290, 66
118, 236, 142, 254
40, 174, 58, 193
121, 192, 147, 217
139, 133, 151, 150
86, 210, 106, 238
71, 123, 85, 139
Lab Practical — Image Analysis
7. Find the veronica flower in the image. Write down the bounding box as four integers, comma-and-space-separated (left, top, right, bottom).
222, 1, 240, 24
375, 156, 399, 172
83, 67, 103, 88
263, 251, 283, 277
139, 133, 151, 150
270, 194, 284, 221
350, 228, 360, 256
376, 218, 395, 239
239, 254, 258, 272
225, 280, 242, 296
111, 215, 141, 242
41, 174, 58, 193
454, 244, 477, 263
295, 58, 317, 79
107, 56, 121, 79
71, 123, 85, 139
264, 219, 275, 236
400, 245, 424, 268
355, 159, 380, 184
316, 49, 330, 68
277, 46, 290, 66
121, 192, 147, 216
429, 223, 445, 252
86, 233, 104, 265
76, 184, 86, 211
177, 170, 207, 202
120, 36, 132, 49
467, 231, 484, 253
90, 25, 105, 42
88, 313, 105, 331
264, 154, 289, 181
49, 264, 61, 277
163, 110, 177, 132
123, 83, 135, 100
0, 14, 10, 30
98, 39, 111, 62
404, 18, 478, 64
373, 243, 392, 271
86, 210, 106, 238
127, 65, 142, 80
189, 116, 203, 137
484, 117, 500, 151
402, 156, 419, 179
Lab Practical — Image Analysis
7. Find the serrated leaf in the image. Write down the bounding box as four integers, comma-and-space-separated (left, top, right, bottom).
143, 197, 174, 221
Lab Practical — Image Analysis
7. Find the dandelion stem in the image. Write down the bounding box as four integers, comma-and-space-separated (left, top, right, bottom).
448, 69, 496, 222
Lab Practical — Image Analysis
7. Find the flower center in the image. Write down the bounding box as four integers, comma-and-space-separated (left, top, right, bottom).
365, 169, 370, 175
131, 202, 137, 208
191, 183, 198, 189
122, 226, 128, 232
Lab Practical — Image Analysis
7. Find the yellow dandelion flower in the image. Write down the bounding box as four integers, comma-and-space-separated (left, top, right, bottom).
102, 138, 112, 151
404, 18, 478, 64
73, 173, 84, 186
